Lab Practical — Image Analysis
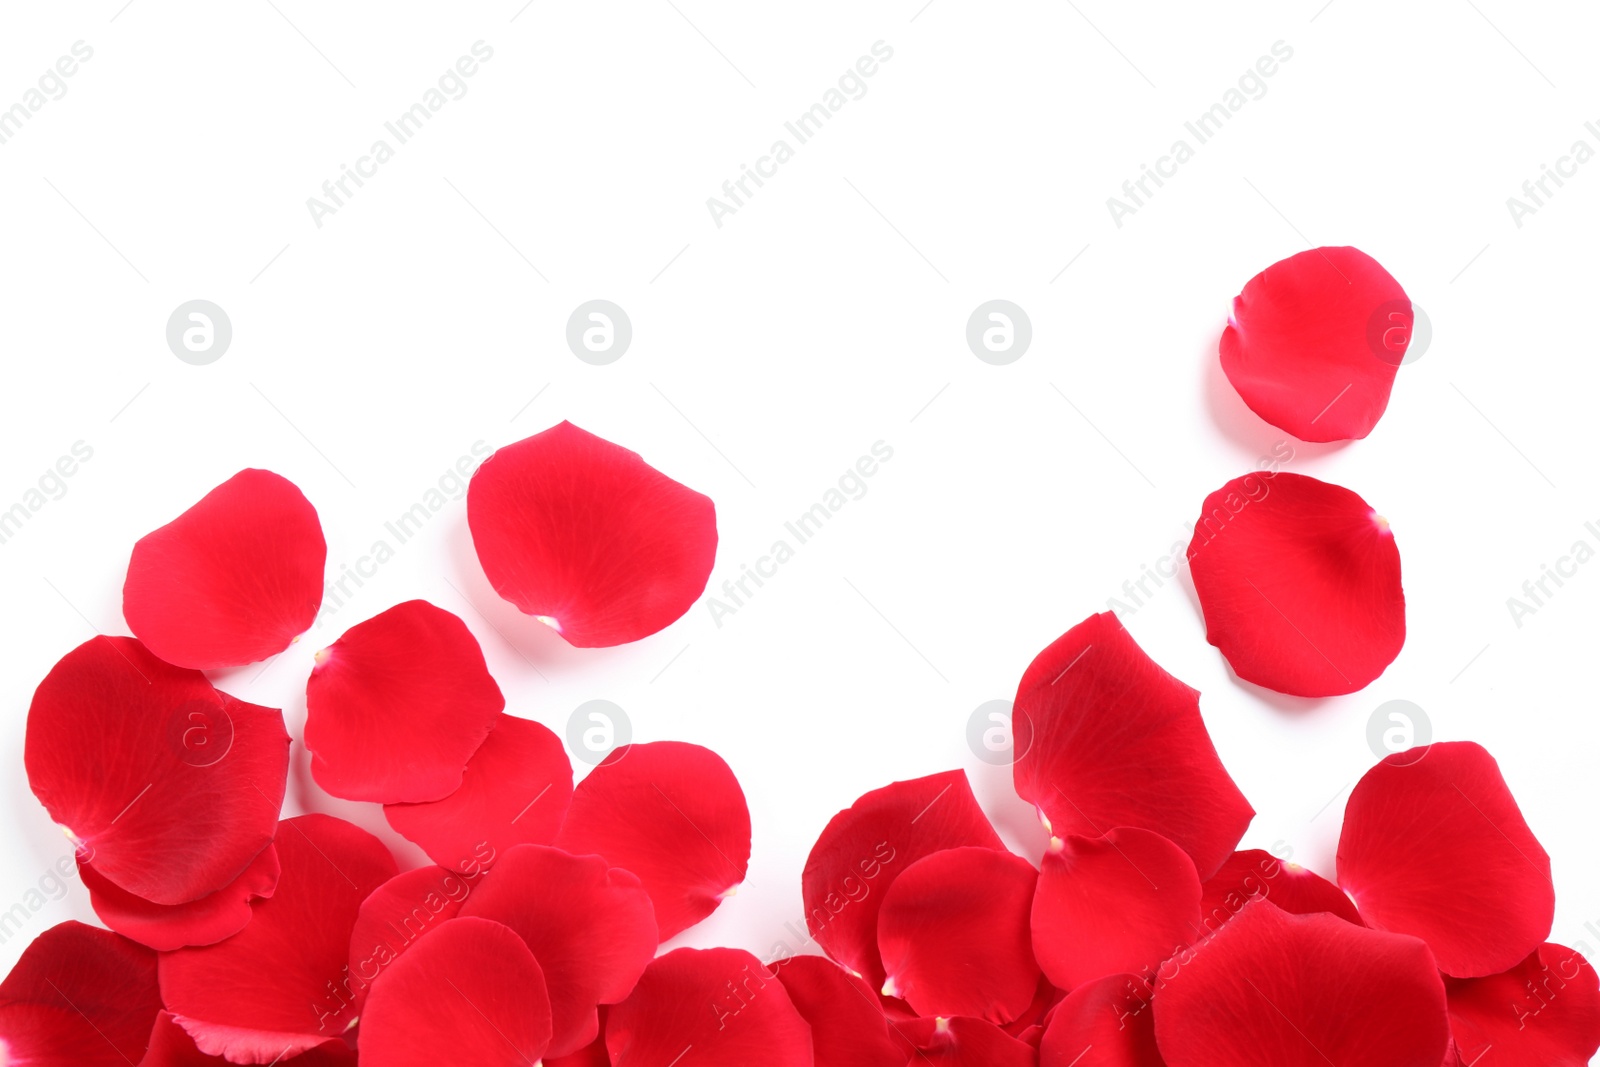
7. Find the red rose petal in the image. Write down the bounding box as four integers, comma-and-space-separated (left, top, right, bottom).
893, 1016, 1038, 1067
1219, 246, 1410, 442
138, 1011, 356, 1066
159, 814, 397, 1062
1337, 741, 1554, 978
1152, 900, 1449, 1067
25, 637, 289, 905
878, 846, 1041, 1023
467, 421, 718, 647
345, 864, 477, 1016
1197, 849, 1361, 937
607, 948, 812, 1067
774, 955, 907, 1067
80, 844, 279, 951
1039, 974, 1160, 1067
305, 599, 505, 803
1032, 828, 1202, 991
459, 844, 658, 1058
1012, 613, 1252, 881
358, 916, 553, 1067
555, 741, 750, 941
384, 712, 573, 872
1187, 472, 1405, 697
123, 469, 326, 670
0, 921, 160, 1067
803, 771, 1005, 989
545, 1010, 611, 1067
1446, 943, 1600, 1067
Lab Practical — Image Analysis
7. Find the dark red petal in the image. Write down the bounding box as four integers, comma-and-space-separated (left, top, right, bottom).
384, 712, 573, 871
459, 844, 658, 1058
1219, 246, 1409, 442
1197, 850, 1361, 936
123, 469, 326, 670
1446, 943, 1600, 1067
893, 1016, 1038, 1067
358, 916, 552, 1067
305, 599, 504, 803
467, 420, 718, 647
345, 864, 477, 1016
1187, 472, 1404, 697
138, 1011, 356, 1066
25, 637, 289, 905
0, 921, 160, 1067
774, 955, 906, 1067
878, 846, 1040, 1023
555, 741, 750, 940
1012, 614, 1252, 881
80, 844, 279, 951
544, 1009, 611, 1067
607, 948, 812, 1067
159, 814, 397, 1061
1032, 828, 1202, 991
1039, 974, 1160, 1067
1337, 741, 1554, 978
803, 771, 1005, 988
1152, 900, 1449, 1067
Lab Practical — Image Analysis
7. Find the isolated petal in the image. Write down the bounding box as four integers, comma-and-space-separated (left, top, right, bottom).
138, 1012, 355, 1066
893, 1016, 1038, 1067
1197, 849, 1360, 937
80, 844, 279, 951
1039, 974, 1161, 1067
345, 864, 477, 1016
1337, 741, 1554, 977
384, 712, 573, 871
0, 921, 160, 1067
1446, 943, 1600, 1067
1219, 246, 1410, 442
467, 420, 718, 647
25, 637, 289, 905
775, 955, 906, 1067
878, 846, 1041, 1023
555, 741, 750, 940
803, 770, 1005, 988
1032, 828, 1202, 991
1012, 613, 1252, 881
1153, 900, 1449, 1067
1187, 472, 1404, 697
123, 469, 325, 670
305, 599, 504, 803
460, 844, 658, 1057
159, 814, 397, 1062
607, 948, 812, 1067
359, 916, 552, 1067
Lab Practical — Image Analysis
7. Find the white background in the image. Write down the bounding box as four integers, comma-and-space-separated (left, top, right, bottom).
1, 0, 1597, 979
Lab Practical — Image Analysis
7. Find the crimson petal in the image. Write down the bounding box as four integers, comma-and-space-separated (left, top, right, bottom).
159, 814, 397, 1062
1013, 613, 1252, 881
1187, 472, 1404, 697
358, 916, 552, 1067
467, 421, 718, 647
459, 844, 658, 1057
774, 955, 906, 1067
893, 1016, 1038, 1067
555, 741, 750, 940
1337, 741, 1554, 978
25, 637, 289, 905
345, 864, 477, 1016
1446, 943, 1600, 1067
1152, 900, 1449, 1067
1219, 246, 1410, 442
139, 1012, 355, 1066
1197, 849, 1361, 937
123, 469, 325, 670
1039, 974, 1160, 1067
384, 712, 572, 871
878, 846, 1040, 1023
305, 599, 504, 803
0, 921, 160, 1067
80, 844, 279, 951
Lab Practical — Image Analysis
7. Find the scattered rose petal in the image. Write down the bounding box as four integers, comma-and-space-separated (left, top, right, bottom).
1337, 741, 1554, 978
138, 1011, 356, 1066
0, 921, 160, 1067
123, 469, 326, 670
80, 844, 279, 952
305, 599, 505, 803
1446, 942, 1600, 1067
468, 420, 718, 647
25, 637, 289, 905
345, 864, 477, 1016
1198, 849, 1361, 936
1219, 246, 1410, 442
774, 955, 907, 1067
158, 814, 397, 1062
1187, 471, 1404, 697
555, 741, 750, 941
878, 846, 1041, 1024
384, 712, 572, 872
1039, 973, 1160, 1067
358, 916, 552, 1067
893, 1016, 1038, 1067
1013, 613, 1253, 881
